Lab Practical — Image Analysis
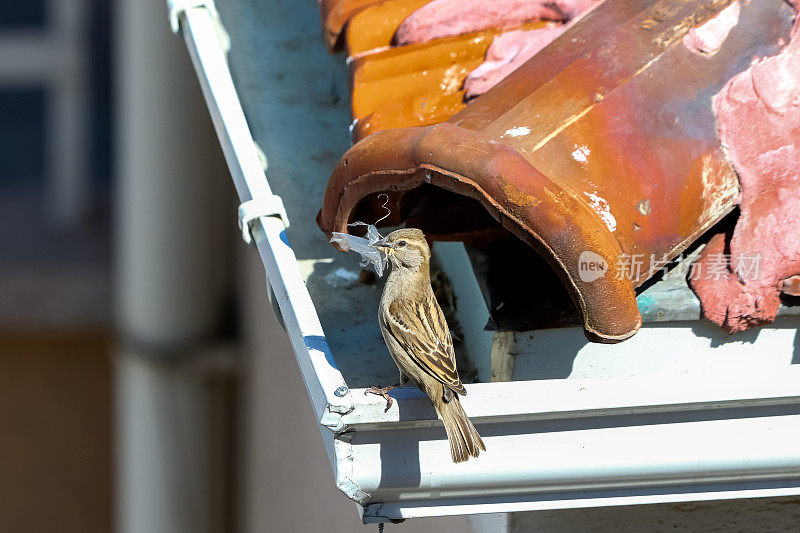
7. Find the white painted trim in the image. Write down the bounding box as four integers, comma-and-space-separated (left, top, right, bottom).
342, 366, 800, 427
364, 486, 800, 522
178, 8, 353, 430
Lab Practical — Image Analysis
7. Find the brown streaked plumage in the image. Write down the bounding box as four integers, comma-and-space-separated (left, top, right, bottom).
370, 228, 485, 463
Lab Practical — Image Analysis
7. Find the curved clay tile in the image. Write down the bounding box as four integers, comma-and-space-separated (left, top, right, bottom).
319, 0, 386, 51
318, 0, 795, 342
345, 0, 432, 56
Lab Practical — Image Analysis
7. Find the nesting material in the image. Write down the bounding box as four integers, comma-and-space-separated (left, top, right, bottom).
330, 222, 389, 277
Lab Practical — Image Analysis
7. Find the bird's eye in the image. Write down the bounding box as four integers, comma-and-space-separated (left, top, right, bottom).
397, 240, 407, 247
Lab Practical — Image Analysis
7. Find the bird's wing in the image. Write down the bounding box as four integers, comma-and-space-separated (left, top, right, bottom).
382, 296, 466, 396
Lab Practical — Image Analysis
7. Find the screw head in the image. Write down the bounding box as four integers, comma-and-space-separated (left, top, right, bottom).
334, 386, 349, 397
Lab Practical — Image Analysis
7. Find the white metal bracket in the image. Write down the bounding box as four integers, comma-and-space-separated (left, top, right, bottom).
168, 0, 230, 52
169, 0, 217, 33
238, 196, 290, 245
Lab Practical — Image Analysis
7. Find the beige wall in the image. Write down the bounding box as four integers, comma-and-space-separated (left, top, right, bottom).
0, 331, 111, 533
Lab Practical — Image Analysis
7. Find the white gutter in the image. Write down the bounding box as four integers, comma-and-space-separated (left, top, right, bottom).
344, 370, 800, 521
172, 2, 800, 524
173, 2, 353, 428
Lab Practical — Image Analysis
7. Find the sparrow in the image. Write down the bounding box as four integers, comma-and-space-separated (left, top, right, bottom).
367, 228, 485, 463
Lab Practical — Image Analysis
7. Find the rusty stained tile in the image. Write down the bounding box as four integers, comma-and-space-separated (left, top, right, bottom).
349, 21, 551, 141
473, 0, 790, 275
345, 0, 433, 57
319, 0, 795, 342
350, 0, 655, 142
319, 0, 386, 51
349, 32, 490, 141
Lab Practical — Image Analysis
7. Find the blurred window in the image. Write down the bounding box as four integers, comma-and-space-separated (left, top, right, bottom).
0, 88, 45, 192
0, 1, 46, 29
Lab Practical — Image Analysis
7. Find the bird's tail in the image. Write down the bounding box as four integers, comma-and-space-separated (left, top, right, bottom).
435, 394, 485, 463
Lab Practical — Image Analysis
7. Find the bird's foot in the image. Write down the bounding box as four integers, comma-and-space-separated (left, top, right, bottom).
365, 383, 402, 412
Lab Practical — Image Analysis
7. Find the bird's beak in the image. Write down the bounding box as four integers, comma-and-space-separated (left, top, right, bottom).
373, 238, 394, 252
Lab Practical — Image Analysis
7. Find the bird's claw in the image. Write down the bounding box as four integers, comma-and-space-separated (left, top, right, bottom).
365, 384, 400, 412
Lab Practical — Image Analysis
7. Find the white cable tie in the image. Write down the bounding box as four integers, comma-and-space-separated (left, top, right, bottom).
168, 0, 219, 33
238, 196, 290, 245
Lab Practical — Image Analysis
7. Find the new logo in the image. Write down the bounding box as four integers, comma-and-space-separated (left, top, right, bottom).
578, 251, 608, 282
